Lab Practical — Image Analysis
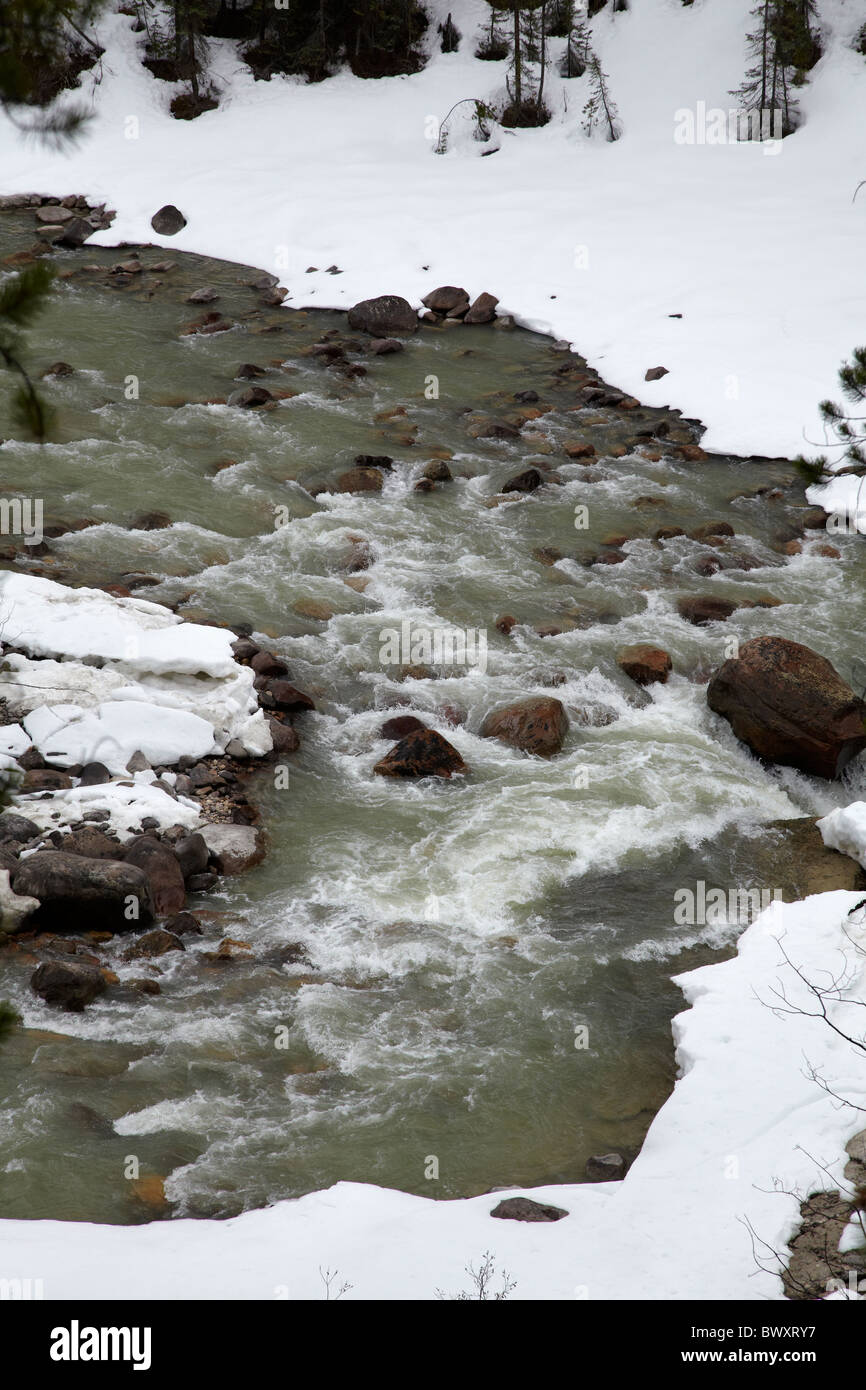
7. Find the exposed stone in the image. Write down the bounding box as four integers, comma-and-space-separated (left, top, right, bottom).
380, 715, 426, 740
173, 833, 209, 880
337, 467, 384, 494
123, 835, 186, 915
480, 697, 569, 757
262, 680, 315, 714
502, 467, 543, 494
490, 1196, 568, 1222
617, 644, 672, 687
645, 366, 669, 381
707, 636, 866, 779
20, 768, 73, 792
373, 728, 467, 779
463, 292, 499, 325
151, 205, 187, 236
12, 852, 154, 931
78, 761, 111, 786
0, 812, 39, 842
227, 385, 273, 409
199, 823, 266, 875
677, 596, 738, 626
421, 286, 469, 314
422, 459, 452, 482
585, 1152, 627, 1181
163, 911, 203, 937
123, 929, 185, 960
59, 828, 122, 860
347, 295, 417, 337
31, 958, 107, 1011
368, 338, 404, 355
268, 718, 300, 754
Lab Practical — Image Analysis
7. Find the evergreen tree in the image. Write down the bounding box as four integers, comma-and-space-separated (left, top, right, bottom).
553, 1, 591, 78
486, 2, 550, 126
817, 347, 866, 469
0, 0, 105, 143
582, 49, 620, 140
732, 0, 820, 139
476, 5, 509, 60
0, 263, 57, 441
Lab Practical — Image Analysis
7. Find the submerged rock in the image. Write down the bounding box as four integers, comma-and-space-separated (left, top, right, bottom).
707, 636, 866, 779
585, 1152, 626, 1182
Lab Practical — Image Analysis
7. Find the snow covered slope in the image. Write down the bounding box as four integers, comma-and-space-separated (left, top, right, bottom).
2, 0, 865, 463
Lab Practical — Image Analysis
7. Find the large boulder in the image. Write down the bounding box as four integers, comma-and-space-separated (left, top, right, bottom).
421, 285, 469, 314
59, 828, 123, 860
0, 812, 39, 843
373, 728, 467, 779
151, 205, 187, 236
198, 823, 266, 875
707, 636, 866, 779
173, 832, 209, 880
123, 835, 186, 915
347, 295, 417, 337
617, 644, 672, 686
12, 852, 155, 930
480, 697, 569, 757
502, 467, 543, 494
31, 958, 107, 1011
464, 292, 499, 325
678, 596, 737, 626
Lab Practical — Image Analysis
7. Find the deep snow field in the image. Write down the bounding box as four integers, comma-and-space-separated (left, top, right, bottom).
1, 0, 866, 1300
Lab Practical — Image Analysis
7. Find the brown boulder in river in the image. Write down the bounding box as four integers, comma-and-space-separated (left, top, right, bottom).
617, 644, 672, 686
374, 728, 467, 779
707, 636, 866, 779
480, 697, 569, 757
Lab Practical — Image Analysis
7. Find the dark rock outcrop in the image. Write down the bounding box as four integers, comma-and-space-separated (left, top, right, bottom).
373, 728, 467, 779
13, 852, 154, 930
707, 636, 866, 779
347, 295, 417, 337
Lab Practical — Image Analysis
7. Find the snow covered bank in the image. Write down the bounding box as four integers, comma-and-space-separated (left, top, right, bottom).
3, 1, 866, 464
1, 889, 863, 1299
0, 572, 271, 772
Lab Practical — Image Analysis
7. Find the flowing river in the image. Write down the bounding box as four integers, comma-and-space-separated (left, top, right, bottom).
1, 209, 864, 1224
